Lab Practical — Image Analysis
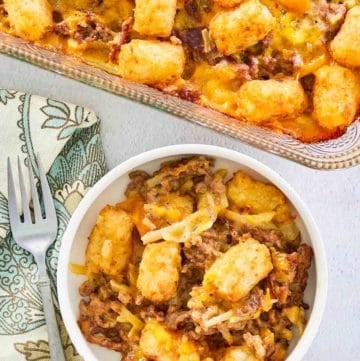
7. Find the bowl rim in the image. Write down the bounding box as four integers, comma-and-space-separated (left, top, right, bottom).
57, 144, 328, 361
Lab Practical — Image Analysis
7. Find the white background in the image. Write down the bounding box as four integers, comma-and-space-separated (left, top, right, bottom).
0, 54, 359, 360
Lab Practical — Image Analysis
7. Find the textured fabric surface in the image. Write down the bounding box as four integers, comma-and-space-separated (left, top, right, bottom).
0, 89, 107, 360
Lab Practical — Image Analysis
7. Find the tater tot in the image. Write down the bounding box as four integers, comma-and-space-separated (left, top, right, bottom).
227, 171, 292, 223
209, 0, 274, 55
236, 79, 307, 124
4, 0, 53, 41
330, 6, 360, 68
203, 238, 273, 302
137, 241, 181, 302
86, 206, 133, 277
118, 40, 185, 85
274, 0, 311, 14
133, 0, 177, 37
313, 64, 360, 130
214, 0, 245, 7
140, 320, 200, 361
221, 346, 258, 361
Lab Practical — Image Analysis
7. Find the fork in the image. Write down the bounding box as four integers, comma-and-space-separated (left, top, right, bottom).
7, 157, 66, 361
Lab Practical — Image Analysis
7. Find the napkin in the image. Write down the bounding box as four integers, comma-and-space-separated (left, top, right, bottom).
0, 89, 107, 360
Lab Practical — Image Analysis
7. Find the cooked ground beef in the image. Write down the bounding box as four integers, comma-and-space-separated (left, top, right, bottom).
319, 1, 347, 39
183, 234, 222, 270
178, 87, 201, 102
255, 51, 303, 79
109, 17, 133, 61
267, 244, 313, 306
53, 22, 70, 36
74, 20, 113, 43
241, 225, 284, 249
125, 170, 150, 198
287, 244, 313, 305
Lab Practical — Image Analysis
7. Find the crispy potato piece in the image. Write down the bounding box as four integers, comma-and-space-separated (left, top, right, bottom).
140, 320, 200, 361
118, 40, 185, 85
133, 0, 177, 37
4, 0, 53, 41
330, 6, 360, 68
209, 0, 274, 55
227, 171, 292, 223
236, 79, 307, 124
221, 346, 258, 361
274, 0, 311, 14
86, 205, 133, 277
203, 238, 273, 302
313, 64, 360, 130
137, 241, 181, 302
214, 0, 245, 7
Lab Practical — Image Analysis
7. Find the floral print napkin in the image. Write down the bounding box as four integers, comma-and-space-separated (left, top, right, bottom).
0, 89, 107, 360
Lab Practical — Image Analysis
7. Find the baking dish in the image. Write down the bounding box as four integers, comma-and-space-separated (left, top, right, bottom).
1, 31, 359, 170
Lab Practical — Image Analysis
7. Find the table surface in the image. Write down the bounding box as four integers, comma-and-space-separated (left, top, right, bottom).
1, 54, 359, 360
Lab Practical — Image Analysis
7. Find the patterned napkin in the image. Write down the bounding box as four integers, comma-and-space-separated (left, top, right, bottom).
0, 89, 107, 360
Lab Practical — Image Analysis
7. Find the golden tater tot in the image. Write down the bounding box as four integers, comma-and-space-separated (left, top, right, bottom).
86, 205, 133, 277
209, 0, 274, 55
140, 320, 200, 361
118, 40, 185, 85
133, 0, 177, 37
313, 64, 360, 130
137, 241, 181, 302
220, 346, 258, 361
4, 0, 53, 41
227, 171, 292, 223
236, 79, 307, 124
274, 0, 311, 14
203, 238, 273, 302
330, 6, 360, 68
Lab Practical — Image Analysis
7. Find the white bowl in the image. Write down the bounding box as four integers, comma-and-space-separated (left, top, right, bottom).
57, 144, 328, 361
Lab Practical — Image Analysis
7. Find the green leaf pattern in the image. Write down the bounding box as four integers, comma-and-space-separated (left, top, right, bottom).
0, 89, 107, 360
41, 99, 92, 141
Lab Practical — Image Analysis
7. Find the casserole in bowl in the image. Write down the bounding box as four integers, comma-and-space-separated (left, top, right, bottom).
57, 145, 327, 361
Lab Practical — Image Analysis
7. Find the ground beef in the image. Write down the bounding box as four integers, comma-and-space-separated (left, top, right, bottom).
244, 32, 274, 57
234, 63, 253, 83
74, 20, 113, 43
267, 244, 313, 306
319, 1, 347, 39
287, 244, 313, 305
78, 318, 126, 352
125, 170, 150, 197
79, 280, 96, 297
139, 304, 166, 322
241, 226, 284, 249
165, 309, 193, 331
109, 17, 133, 62
53, 22, 70, 36
177, 27, 204, 53
144, 156, 213, 200
183, 234, 222, 271
255, 51, 303, 78
178, 87, 201, 102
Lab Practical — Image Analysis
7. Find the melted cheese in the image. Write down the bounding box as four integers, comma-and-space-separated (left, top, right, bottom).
0, 0, 358, 143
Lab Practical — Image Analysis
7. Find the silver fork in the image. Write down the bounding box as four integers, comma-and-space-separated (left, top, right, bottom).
7, 157, 66, 361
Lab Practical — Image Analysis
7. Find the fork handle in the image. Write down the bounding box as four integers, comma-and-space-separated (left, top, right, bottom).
37, 272, 66, 361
